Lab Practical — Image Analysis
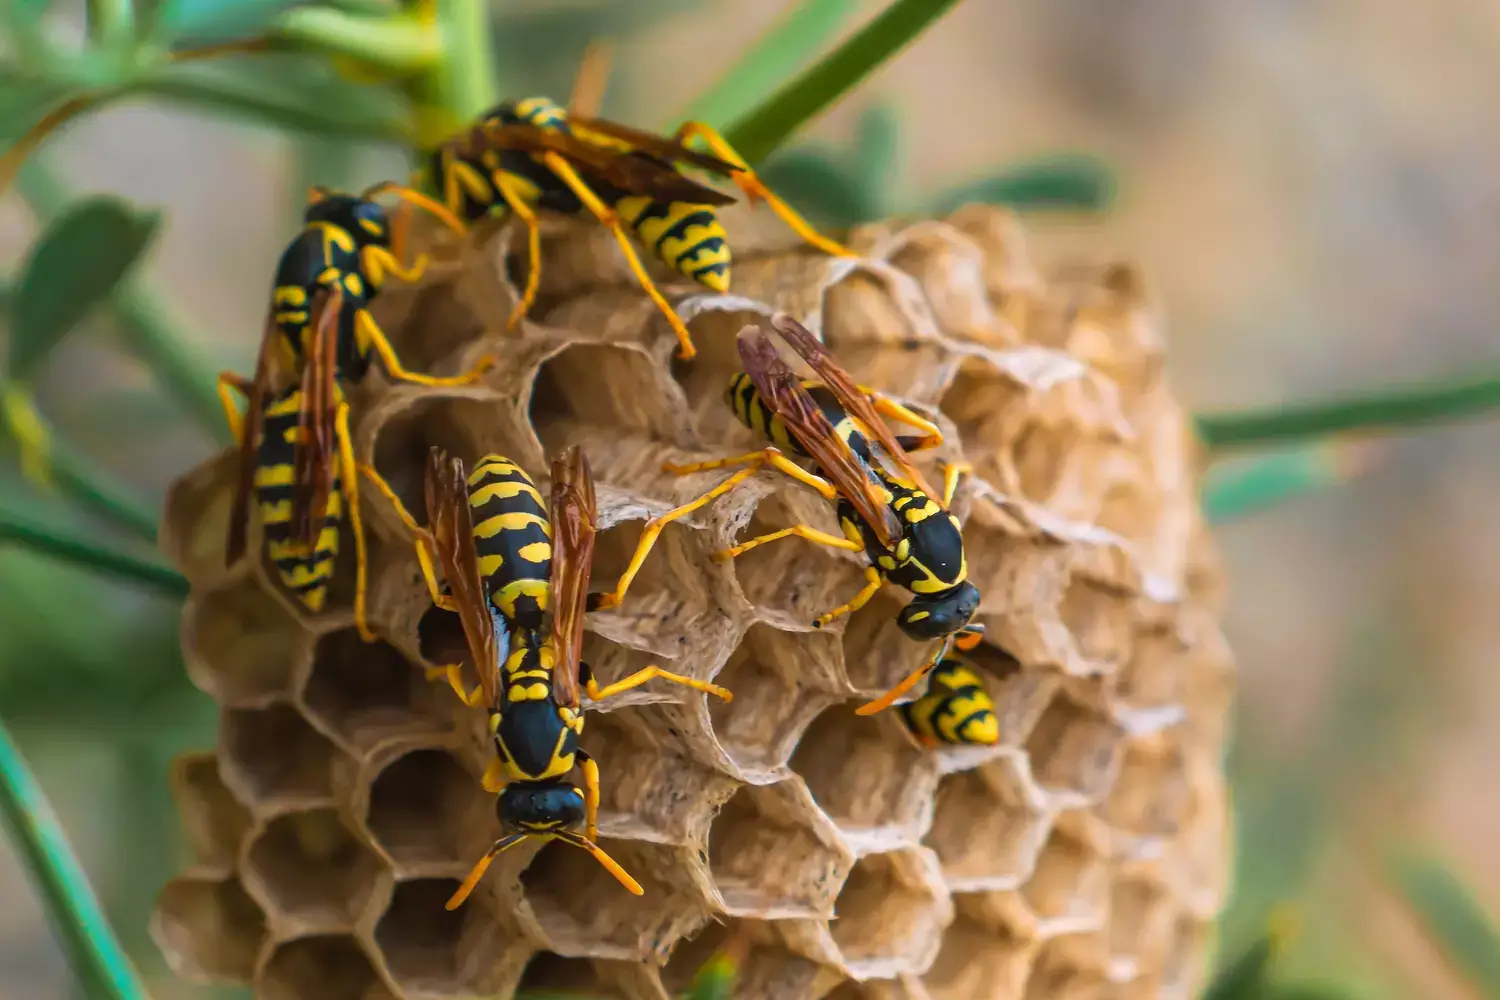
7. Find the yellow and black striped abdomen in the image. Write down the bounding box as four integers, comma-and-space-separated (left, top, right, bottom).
727, 375, 865, 456
255, 387, 343, 613
616, 196, 731, 293
899, 655, 998, 746
468, 455, 553, 629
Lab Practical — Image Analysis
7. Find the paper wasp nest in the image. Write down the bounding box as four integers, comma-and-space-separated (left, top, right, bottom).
153, 204, 1234, 1000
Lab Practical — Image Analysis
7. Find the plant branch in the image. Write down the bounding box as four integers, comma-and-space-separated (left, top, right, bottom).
1196, 366, 1500, 450
0, 505, 183, 594
1203, 438, 1385, 524
0, 716, 153, 1000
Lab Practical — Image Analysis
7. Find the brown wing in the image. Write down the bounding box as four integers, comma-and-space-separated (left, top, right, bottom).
462, 121, 737, 206
565, 115, 742, 176
424, 448, 500, 709
547, 446, 597, 710
737, 326, 903, 549
225, 312, 279, 566
291, 285, 342, 548
769, 314, 943, 506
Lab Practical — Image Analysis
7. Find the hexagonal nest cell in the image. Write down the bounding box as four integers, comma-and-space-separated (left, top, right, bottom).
157, 206, 1234, 998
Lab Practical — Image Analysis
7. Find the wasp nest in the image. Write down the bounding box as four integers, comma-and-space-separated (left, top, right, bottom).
152, 203, 1234, 1000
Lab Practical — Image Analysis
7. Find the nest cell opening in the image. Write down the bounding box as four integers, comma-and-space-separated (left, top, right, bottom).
375, 274, 490, 377
924, 759, 1051, 891
258, 935, 388, 1000
520, 838, 707, 960
729, 491, 866, 625
243, 808, 386, 929
708, 783, 849, 918
303, 629, 444, 752
516, 952, 608, 995
1114, 625, 1186, 718
369, 394, 516, 529
1019, 824, 1109, 932
171, 753, 253, 869
152, 875, 265, 984
367, 748, 489, 871
923, 915, 1034, 1000
830, 852, 945, 975
708, 636, 836, 774
1058, 573, 1135, 675
660, 919, 736, 996
791, 704, 933, 838
588, 516, 716, 650
184, 579, 309, 707
839, 587, 941, 699
219, 702, 340, 808
375, 878, 508, 996
1024, 694, 1125, 805
1021, 940, 1106, 1000
937, 366, 1027, 487
527, 343, 681, 454
161, 449, 240, 580
1100, 741, 1189, 842
1107, 878, 1176, 976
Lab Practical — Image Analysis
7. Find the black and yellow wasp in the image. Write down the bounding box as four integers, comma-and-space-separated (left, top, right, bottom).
220, 182, 490, 641
595, 313, 984, 715
420, 46, 855, 360
397, 446, 732, 906
898, 651, 999, 748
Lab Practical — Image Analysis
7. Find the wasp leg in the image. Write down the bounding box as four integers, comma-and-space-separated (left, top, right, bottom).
424, 663, 481, 706
813, 565, 884, 629
355, 310, 494, 387
670, 121, 856, 260
217, 371, 254, 442
356, 462, 457, 613
940, 460, 973, 507
863, 391, 944, 453
589, 462, 768, 612
577, 749, 601, 842
718, 522, 862, 562
585, 665, 733, 704
335, 402, 376, 643
481, 756, 508, 795
664, 447, 838, 501
491, 169, 544, 332
361, 243, 429, 286
856, 635, 957, 717
446, 832, 527, 910
538, 150, 698, 361
360, 180, 468, 239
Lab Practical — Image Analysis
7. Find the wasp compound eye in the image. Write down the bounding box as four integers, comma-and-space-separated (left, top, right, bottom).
897, 582, 980, 641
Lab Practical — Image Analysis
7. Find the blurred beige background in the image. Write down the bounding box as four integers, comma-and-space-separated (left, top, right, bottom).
3, 0, 1500, 997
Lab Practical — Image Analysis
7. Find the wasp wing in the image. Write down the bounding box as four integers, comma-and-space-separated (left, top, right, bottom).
548, 445, 597, 710
463, 122, 737, 206
425, 448, 500, 709
225, 311, 280, 566
564, 115, 742, 177
769, 314, 943, 507
736, 326, 902, 549
291, 285, 342, 549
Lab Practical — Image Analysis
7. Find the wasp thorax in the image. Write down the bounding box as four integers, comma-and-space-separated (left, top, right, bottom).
897, 581, 980, 641
498, 780, 585, 833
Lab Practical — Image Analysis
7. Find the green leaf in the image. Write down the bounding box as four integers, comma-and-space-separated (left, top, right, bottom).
0, 502, 182, 593
852, 103, 899, 213
1203, 908, 1298, 1000
273, 4, 439, 76
1265, 987, 1372, 1000
1203, 438, 1384, 524
924, 152, 1117, 214
757, 147, 875, 227
0, 716, 152, 1000
1387, 851, 1500, 997
1195, 366, 1500, 451
10, 196, 161, 382
146, 0, 304, 45
724, 0, 967, 166
673, 0, 860, 130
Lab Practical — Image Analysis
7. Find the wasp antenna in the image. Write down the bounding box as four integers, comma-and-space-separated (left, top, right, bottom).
446, 833, 527, 910
566, 833, 644, 895
568, 41, 614, 118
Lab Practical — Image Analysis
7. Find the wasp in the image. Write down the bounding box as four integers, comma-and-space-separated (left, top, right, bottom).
401, 446, 732, 906
422, 46, 855, 361
898, 648, 999, 748
588, 314, 983, 714
219, 183, 490, 641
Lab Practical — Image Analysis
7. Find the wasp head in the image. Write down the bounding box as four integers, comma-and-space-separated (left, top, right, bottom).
897, 581, 980, 641
497, 780, 585, 835
303, 190, 392, 248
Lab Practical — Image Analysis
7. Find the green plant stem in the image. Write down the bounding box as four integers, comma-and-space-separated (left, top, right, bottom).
47, 439, 162, 543
84, 0, 134, 52
1196, 367, 1500, 450
434, 0, 498, 122
724, 0, 966, 165
13, 165, 228, 443
1203, 438, 1381, 524
0, 716, 153, 1000
0, 506, 184, 594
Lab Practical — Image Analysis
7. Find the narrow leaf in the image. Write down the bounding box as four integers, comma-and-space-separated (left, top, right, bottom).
1202, 907, 1299, 1000
1387, 851, 1500, 997
1204, 437, 1385, 524
724, 0, 966, 166
673, 0, 860, 129
756, 148, 875, 227
0, 504, 182, 594
148, 0, 303, 45
0, 715, 152, 1000
1196, 367, 1500, 451
273, 4, 439, 75
853, 103, 900, 213
10, 197, 161, 382
924, 152, 1117, 214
